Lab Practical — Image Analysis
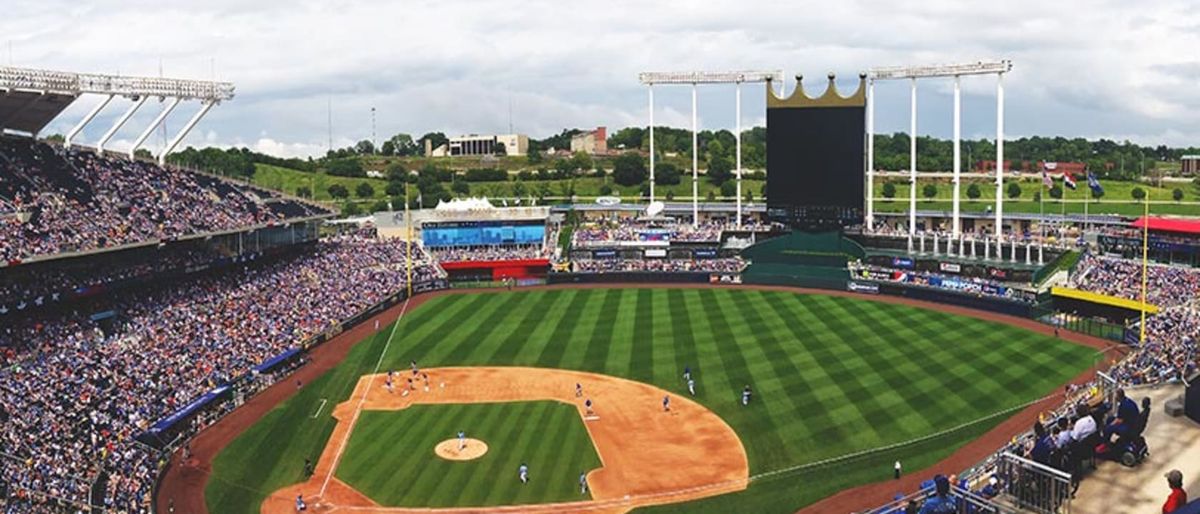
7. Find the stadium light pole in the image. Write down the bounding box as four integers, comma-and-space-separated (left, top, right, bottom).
995, 72, 1005, 238
637, 70, 782, 222
735, 80, 742, 227
952, 75, 961, 238
691, 82, 698, 226
130, 97, 180, 157
866, 79, 875, 231
909, 78, 917, 235
64, 94, 113, 147
97, 95, 147, 154
867, 60, 1011, 238
649, 84, 655, 203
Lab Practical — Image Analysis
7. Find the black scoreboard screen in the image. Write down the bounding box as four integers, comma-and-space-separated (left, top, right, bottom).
766, 104, 865, 231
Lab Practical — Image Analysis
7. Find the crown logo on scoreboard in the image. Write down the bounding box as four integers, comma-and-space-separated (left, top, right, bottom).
767, 73, 866, 109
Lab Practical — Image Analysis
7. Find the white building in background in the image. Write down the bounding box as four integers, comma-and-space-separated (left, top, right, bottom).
427, 134, 529, 157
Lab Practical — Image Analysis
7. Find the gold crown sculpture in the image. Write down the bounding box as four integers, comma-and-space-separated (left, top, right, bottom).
767, 73, 866, 108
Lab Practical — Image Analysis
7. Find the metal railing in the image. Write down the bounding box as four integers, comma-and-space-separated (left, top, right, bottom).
994, 452, 1072, 514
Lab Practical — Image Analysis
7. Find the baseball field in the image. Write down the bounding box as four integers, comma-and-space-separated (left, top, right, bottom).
201, 287, 1099, 513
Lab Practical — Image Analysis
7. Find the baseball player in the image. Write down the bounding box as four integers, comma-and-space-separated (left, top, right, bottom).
585, 398, 594, 417
575, 383, 582, 397
374, 319, 380, 330
458, 431, 466, 450
411, 360, 419, 376
385, 376, 394, 394
687, 378, 696, 396
295, 494, 307, 512
741, 385, 752, 406
518, 463, 529, 484
579, 472, 588, 494
683, 366, 691, 382
662, 395, 670, 412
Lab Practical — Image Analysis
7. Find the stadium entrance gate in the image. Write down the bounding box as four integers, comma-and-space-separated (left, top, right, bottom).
994, 452, 1072, 514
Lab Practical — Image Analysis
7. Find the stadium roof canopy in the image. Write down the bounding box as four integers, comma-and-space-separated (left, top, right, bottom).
1132, 216, 1200, 236
0, 66, 234, 163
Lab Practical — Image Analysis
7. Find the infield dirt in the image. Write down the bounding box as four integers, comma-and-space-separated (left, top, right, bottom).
261, 366, 750, 513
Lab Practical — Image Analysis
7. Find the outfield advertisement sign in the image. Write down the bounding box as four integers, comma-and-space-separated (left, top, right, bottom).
847, 281, 880, 294
709, 274, 743, 284
938, 262, 962, 273
891, 257, 914, 269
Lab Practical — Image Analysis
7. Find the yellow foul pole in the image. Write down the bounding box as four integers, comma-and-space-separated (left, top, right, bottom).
1139, 196, 1149, 343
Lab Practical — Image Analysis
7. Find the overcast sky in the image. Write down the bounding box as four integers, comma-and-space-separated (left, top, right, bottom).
4, 0, 1198, 158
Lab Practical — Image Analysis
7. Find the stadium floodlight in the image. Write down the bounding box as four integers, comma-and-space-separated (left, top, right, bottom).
868, 60, 1011, 80
638, 70, 783, 85
864, 59, 1012, 240
0, 65, 234, 163
0, 66, 235, 102
639, 70, 780, 228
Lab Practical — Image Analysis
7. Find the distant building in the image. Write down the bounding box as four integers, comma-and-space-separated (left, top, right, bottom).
1039, 161, 1087, 176
1183, 155, 1200, 175
570, 127, 607, 155
433, 134, 528, 157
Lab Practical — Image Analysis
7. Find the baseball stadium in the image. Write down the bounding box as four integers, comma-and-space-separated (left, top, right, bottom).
2, 51, 1200, 514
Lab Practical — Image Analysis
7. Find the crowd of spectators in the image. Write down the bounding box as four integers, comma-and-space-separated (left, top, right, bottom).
571, 257, 745, 274
0, 138, 314, 261
0, 245, 228, 310
429, 244, 550, 263
1071, 254, 1200, 309
0, 233, 440, 512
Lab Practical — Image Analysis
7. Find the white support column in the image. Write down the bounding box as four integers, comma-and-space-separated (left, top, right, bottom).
97, 96, 146, 153
735, 80, 743, 227
994, 73, 1005, 238
648, 84, 655, 203
909, 78, 918, 235
691, 83, 698, 226
866, 79, 875, 230
159, 100, 215, 165
64, 94, 113, 147
952, 75, 962, 237
130, 98, 179, 157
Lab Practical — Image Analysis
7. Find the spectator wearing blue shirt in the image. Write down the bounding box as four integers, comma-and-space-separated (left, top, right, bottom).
919, 475, 957, 514
1029, 421, 1054, 465
1106, 389, 1139, 443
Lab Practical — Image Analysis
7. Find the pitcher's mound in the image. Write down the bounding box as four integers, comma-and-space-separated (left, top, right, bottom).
434, 438, 488, 461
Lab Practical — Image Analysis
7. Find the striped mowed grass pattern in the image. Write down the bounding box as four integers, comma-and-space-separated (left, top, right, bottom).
206, 288, 1097, 514
337, 402, 601, 507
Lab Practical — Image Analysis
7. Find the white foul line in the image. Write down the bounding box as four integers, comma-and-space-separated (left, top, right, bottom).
311, 399, 328, 419
319, 298, 409, 497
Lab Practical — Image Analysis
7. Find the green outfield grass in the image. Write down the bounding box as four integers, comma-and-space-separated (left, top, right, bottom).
337, 402, 600, 507
205, 288, 1098, 513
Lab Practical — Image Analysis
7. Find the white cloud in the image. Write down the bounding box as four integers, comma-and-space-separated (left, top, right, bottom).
3, 0, 1197, 157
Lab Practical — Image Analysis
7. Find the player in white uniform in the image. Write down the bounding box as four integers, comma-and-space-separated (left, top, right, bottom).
687, 378, 696, 396
518, 463, 529, 484
458, 430, 466, 450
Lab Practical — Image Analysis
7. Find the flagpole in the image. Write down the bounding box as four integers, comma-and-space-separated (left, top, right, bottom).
1139, 196, 1149, 344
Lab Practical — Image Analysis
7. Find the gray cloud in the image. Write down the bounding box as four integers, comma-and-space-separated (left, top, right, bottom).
4, 0, 1198, 157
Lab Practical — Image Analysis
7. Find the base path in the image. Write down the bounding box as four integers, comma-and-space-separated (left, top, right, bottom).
262, 367, 750, 514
